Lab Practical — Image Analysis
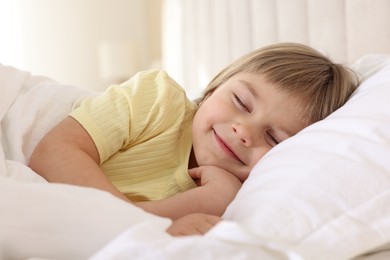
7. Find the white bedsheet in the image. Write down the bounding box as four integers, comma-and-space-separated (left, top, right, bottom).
2, 60, 390, 259
0, 64, 294, 259
0, 65, 172, 259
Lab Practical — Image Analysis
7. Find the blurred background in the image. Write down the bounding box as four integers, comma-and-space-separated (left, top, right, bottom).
0, 0, 163, 91
1, 0, 389, 98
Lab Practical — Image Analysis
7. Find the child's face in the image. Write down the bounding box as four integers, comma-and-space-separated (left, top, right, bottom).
192, 72, 308, 182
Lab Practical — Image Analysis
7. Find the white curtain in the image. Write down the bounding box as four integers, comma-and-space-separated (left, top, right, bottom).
0, 1, 25, 67
162, 0, 390, 100
0, 0, 153, 92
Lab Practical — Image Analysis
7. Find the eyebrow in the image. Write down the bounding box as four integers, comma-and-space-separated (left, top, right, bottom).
237, 80, 260, 100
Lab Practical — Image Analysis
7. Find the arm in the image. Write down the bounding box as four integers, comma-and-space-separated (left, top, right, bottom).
136, 166, 242, 219
30, 117, 241, 218
29, 116, 129, 201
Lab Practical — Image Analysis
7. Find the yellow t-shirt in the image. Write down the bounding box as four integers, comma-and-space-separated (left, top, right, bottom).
70, 70, 197, 201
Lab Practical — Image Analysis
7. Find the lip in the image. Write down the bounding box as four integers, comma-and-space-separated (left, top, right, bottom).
212, 129, 245, 164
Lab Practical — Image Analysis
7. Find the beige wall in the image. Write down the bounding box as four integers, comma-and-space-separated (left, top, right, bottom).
0, 0, 163, 91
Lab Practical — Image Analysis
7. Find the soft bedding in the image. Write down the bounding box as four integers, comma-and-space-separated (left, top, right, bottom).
1, 54, 390, 259
223, 54, 390, 259
0, 65, 171, 259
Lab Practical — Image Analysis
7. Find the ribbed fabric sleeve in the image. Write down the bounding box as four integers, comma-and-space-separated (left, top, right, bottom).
70, 70, 197, 201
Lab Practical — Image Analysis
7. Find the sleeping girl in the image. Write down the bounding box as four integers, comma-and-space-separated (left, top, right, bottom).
29, 42, 358, 236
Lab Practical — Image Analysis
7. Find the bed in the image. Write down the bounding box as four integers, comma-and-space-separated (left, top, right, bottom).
1, 1, 390, 259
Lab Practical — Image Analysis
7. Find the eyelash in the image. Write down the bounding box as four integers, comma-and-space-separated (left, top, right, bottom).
234, 94, 250, 112
266, 131, 279, 146
233, 93, 280, 146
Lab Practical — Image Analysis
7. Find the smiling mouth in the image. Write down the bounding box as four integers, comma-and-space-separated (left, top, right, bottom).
212, 129, 245, 164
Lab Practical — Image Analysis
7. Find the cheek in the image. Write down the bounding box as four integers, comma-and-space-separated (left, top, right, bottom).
192, 105, 214, 138
194, 94, 234, 130
249, 148, 270, 168
192, 105, 208, 128
195, 99, 218, 122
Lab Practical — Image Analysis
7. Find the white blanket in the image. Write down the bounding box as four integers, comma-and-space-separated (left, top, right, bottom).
0, 65, 292, 259
0, 65, 173, 259
2, 58, 390, 259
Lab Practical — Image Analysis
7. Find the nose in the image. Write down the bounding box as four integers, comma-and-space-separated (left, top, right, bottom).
232, 123, 253, 146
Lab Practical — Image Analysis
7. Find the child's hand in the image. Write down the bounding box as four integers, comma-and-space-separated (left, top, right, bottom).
166, 213, 221, 236
136, 167, 242, 220
188, 166, 242, 216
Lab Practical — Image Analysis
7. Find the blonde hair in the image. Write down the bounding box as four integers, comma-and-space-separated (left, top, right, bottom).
196, 42, 359, 125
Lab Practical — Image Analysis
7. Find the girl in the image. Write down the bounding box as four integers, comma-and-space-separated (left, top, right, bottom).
29, 42, 358, 234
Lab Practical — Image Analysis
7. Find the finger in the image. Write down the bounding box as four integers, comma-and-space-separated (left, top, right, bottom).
204, 214, 222, 225
194, 220, 220, 234
166, 224, 202, 236
168, 227, 202, 236
188, 168, 202, 186
193, 214, 221, 234
188, 167, 200, 178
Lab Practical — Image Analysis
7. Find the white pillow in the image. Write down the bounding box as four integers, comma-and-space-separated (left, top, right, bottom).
223, 54, 390, 259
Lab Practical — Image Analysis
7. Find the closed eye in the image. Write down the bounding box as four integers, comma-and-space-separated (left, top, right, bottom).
234, 94, 250, 112
266, 131, 280, 146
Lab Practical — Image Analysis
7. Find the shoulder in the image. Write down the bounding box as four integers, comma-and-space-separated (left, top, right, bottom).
115, 70, 195, 112
119, 70, 187, 97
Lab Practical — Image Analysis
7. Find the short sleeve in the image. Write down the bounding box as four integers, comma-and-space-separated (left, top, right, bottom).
70, 70, 189, 163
